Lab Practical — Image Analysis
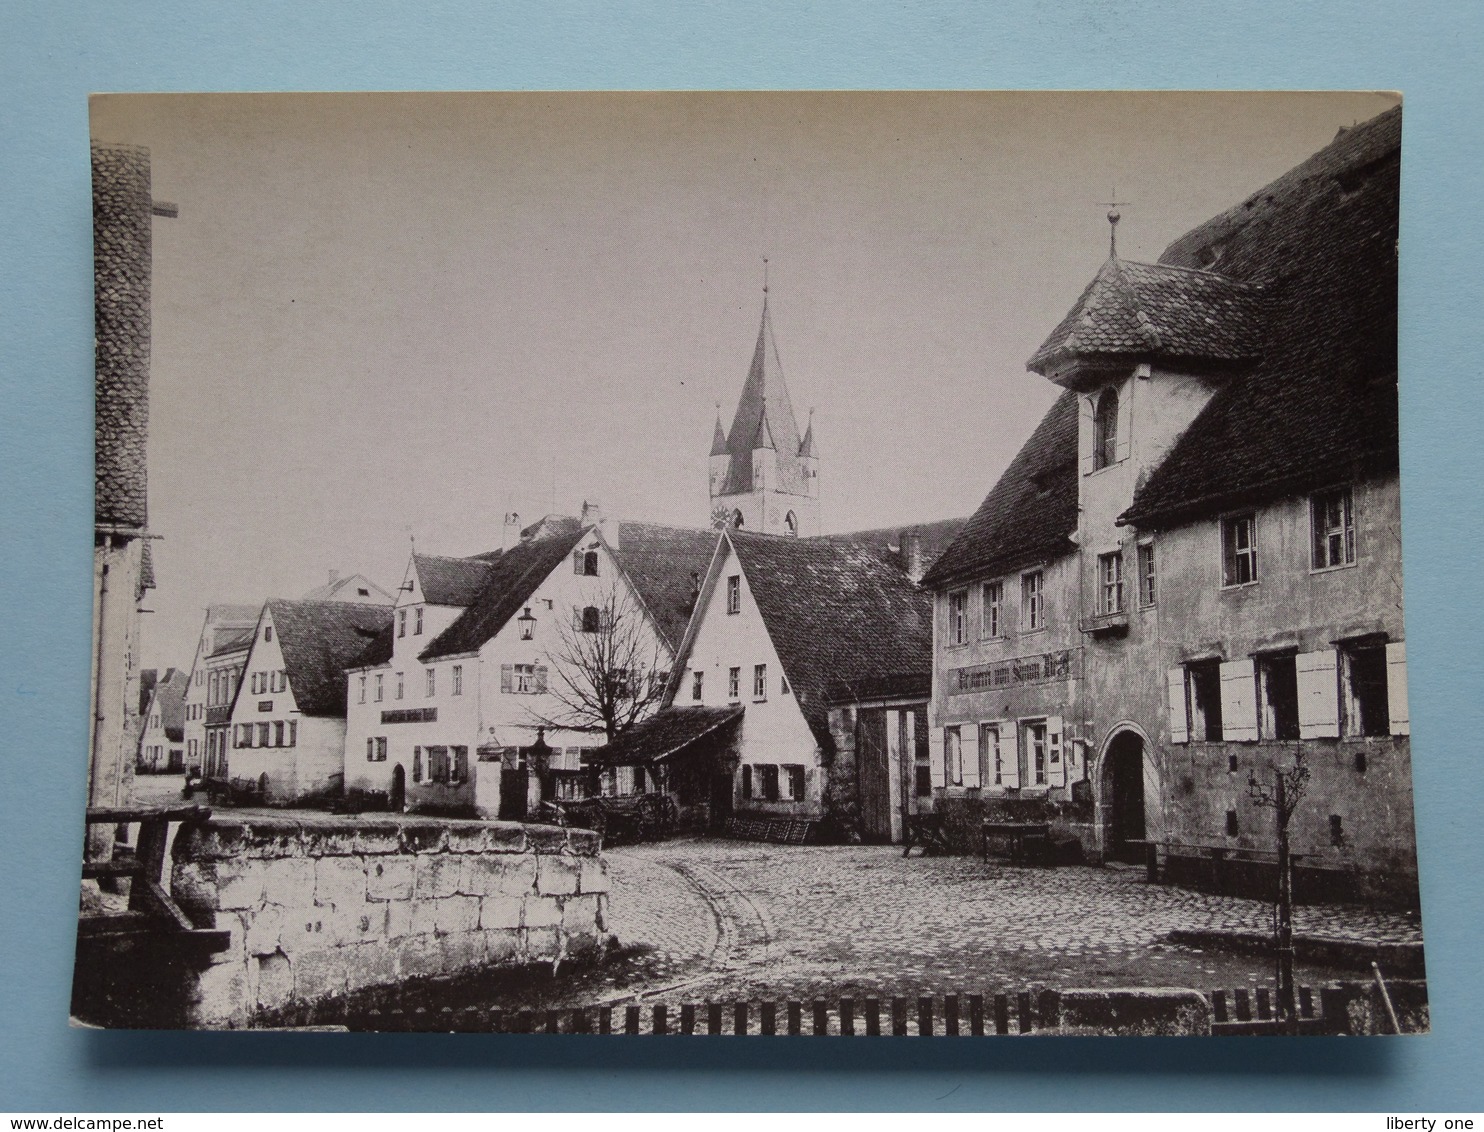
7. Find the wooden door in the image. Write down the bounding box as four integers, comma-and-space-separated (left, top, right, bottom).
857, 708, 892, 842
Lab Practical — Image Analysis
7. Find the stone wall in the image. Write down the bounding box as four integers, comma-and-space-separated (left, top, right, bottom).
170, 815, 609, 1028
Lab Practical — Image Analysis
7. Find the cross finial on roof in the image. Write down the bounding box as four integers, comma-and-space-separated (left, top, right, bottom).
1097, 188, 1132, 256
762, 256, 769, 297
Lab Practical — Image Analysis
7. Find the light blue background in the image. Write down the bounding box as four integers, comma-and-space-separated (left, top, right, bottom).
3, 0, 1481, 1112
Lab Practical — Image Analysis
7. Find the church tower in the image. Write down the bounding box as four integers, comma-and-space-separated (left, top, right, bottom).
708, 287, 820, 537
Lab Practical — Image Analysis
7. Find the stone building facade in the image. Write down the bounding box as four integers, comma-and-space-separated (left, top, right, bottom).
923, 108, 1415, 904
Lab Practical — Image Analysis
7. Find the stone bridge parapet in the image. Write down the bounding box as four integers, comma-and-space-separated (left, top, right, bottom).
170, 814, 608, 1028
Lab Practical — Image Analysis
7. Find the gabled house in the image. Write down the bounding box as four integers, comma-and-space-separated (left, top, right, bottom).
137, 667, 188, 773
923, 107, 1413, 904
224, 599, 393, 804
344, 508, 716, 818
634, 527, 940, 838
299, 572, 396, 605
181, 603, 259, 776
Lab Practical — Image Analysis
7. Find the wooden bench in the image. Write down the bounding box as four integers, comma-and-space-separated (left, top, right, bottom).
903, 812, 952, 857
981, 820, 1052, 865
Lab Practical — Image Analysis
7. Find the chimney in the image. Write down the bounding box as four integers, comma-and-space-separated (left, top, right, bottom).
502, 511, 522, 551
581, 500, 618, 549
580, 500, 602, 525
901, 528, 924, 584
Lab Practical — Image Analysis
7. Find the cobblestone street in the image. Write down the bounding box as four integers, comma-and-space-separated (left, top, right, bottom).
577, 837, 1422, 1006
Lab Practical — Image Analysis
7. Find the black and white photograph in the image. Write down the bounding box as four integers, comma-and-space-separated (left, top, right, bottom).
78, 90, 1422, 1035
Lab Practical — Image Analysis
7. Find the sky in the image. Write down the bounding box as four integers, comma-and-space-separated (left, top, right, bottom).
89, 90, 1400, 672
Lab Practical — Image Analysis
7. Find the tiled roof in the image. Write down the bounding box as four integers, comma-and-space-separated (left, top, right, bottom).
418, 520, 717, 662
728, 530, 934, 747
418, 528, 590, 661
1028, 255, 1269, 375
590, 705, 743, 766
609, 523, 720, 651
93, 143, 153, 532
920, 390, 1081, 589
267, 599, 394, 717
1121, 106, 1401, 527
207, 627, 256, 658
413, 555, 496, 607
717, 301, 810, 495
816, 516, 969, 578
154, 667, 189, 741
299, 574, 395, 604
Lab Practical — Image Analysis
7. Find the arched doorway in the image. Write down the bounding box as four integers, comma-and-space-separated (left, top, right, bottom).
1101, 730, 1147, 863
390, 764, 406, 813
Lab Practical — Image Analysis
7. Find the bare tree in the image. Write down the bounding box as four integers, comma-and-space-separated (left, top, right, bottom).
528, 581, 670, 741
1248, 748, 1311, 1030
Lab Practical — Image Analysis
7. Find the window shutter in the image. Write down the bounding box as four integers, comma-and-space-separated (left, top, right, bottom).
1046, 716, 1065, 787
1386, 641, 1410, 736
573, 605, 583, 630
741, 764, 752, 800
961, 723, 981, 788
1296, 649, 1341, 739
500, 664, 513, 693
1000, 724, 1020, 788
1167, 668, 1190, 744
1115, 389, 1132, 464
367, 738, 373, 761
412, 747, 422, 783
573, 550, 583, 574
1219, 659, 1259, 742
929, 730, 947, 789
534, 665, 549, 694
455, 747, 468, 783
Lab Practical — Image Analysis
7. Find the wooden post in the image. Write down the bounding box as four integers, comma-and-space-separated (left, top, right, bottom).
1211, 990, 1228, 1024
733, 1001, 748, 1036
968, 994, 985, 1036
944, 994, 959, 1036
891, 997, 907, 1036
812, 1000, 829, 1035
840, 998, 855, 1036
993, 992, 1010, 1035
918, 996, 934, 1037
680, 1003, 696, 1035
787, 1000, 803, 1036
707, 1002, 723, 1035
624, 1005, 640, 1035
865, 998, 881, 1036
760, 1002, 776, 1036
653, 1004, 668, 1035
1016, 991, 1031, 1034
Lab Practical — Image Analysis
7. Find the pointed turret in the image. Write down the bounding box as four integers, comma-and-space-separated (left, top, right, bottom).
707, 282, 821, 536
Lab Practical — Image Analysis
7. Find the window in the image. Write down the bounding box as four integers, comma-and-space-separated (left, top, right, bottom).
397, 610, 407, 638
452, 665, 463, 696
264, 625, 273, 642
515, 664, 537, 693
1099, 551, 1125, 614
780, 673, 790, 695
784, 765, 806, 801
412, 747, 423, 783
358, 675, 366, 704
982, 581, 1003, 639
1226, 810, 1240, 837
1341, 639, 1390, 737
583, 550, 599, 576
1312, 486, 1356, 569
944, 726, 963, 787
287, 721, 296, 746
256, 722, 270, 748
414, 606, 424, 635
273, 721, 285, 747
726, 575, 741, 614
1222, 513, 1258, 587
948, 590, 968, 645
580, 606, 601, 633
425, 668, 435, 697
1093, 387, 1119, 471
374, 674, 384, 702
395, 672, 404, 700
1137, 542, 1157, 607
1025, 722, 1048, 786
1258, 653, 1300, 740
741, 764, 753, 799
980, 724, 1003, 786
451, 746, 469, 785
367, 737, 387, 762
784, 511, 798, 538
1188, 660, 1224, 741
758, 764, 780, 802
753, 664, 767, 701
1021, 571, 1045, 631
1329, 815, 1345, 846
731, 510, 744, 529
728, 667, 740, 700
357, 587, 369, 597
692, 671, 704, 701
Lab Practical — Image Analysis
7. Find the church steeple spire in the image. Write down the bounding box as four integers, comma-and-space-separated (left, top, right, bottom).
707, 274, 820, 536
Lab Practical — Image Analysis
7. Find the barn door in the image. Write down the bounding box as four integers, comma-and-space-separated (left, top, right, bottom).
856, 708, 892, 842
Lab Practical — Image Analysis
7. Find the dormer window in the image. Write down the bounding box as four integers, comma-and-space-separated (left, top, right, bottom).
1093, 387, 1119, 471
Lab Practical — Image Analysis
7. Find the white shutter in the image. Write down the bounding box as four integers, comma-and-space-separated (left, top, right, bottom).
929, 729, 946, 789
1296, 649, 1341, 739
961, 723, 980, 789
1387, 641, 1410, 736
1000, 724, 1020, 789
1219, 659, 1259, 742
1046, 715, 1065, 787
1167, 668, 1190, 744
1114, 387, 1132, 464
